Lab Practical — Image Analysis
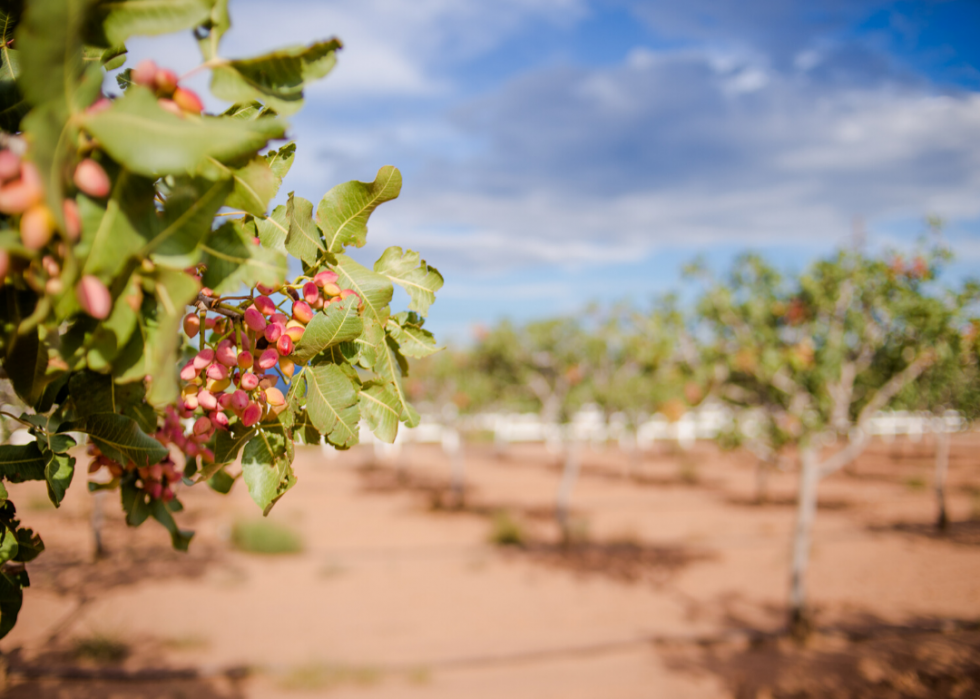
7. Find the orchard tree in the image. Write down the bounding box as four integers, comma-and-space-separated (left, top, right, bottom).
695, 254, 807, 503
0, 0, 442, 636
471, 318, 599, 539
590, 297, 704, 473
887, 275, 979, 531
705, 248, 964, 636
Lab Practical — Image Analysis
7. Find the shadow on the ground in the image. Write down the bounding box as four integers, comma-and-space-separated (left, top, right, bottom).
357, 463, 714, 586
724, 494, 852, 511
510, 539, 714, 587
869, 519, 980, 547
662, 614, 980, 699
28, 516, 219, 598
1, 676, 245, 699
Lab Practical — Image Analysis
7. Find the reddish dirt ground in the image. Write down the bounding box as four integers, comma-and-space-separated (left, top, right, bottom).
1, 432, 978, 698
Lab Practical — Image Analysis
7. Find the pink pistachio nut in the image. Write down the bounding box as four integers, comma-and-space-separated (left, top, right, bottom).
0, 162, 43, 214
265, 387, 285, 407
310, 296, 324, 310
211, 410, 230, 429
76, 275, 112, 319
179, 361, 198, 381
206, 362, 229, 381
183, 313, 201, 338
230, 389, 249, 412
192, 415, 212, 436
237, 350, 254, 370
182, 393, 199, 411
132, 59, 158, 87
0, 150, 20, 182
284, 323, 305, 343
172, 87, 204, 114
154, 68, 179, 96
256, 283, 277, 295
86, 97, 112, 116
197, 389, 218, 411
302, 281, 319, 305
73, 159, 111, 198
217, 392, 234, 409
240, 372, 260, 391
264, 323, 283, 343
62, 199, 82, 241
257, 348, 279, 371
215, 340, 237, 367
314, 270, 339, 288
162, 487, 175, 503
244, 307, 267, 332
339, 289, 362, 306
204, 316, 217, 329
146, 482, 164, 500
292, 301, 314, 324
241, 402, 261, 427
20, 204, 56, 250
192, 348, 215, 370
276, 334, 293, 356
270, 312, 289, 325
254, 296, 276, 315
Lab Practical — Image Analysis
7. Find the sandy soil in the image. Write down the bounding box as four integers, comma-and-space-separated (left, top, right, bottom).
1, 432, 978, 698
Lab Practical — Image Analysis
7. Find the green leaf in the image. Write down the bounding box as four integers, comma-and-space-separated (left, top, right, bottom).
359, 382, 400, 444
213, 424, 256, 465
210, 39, 342, 116
265, 142, 295, 194
285, 193, 324, 265
5, 326, 48, 408
121, 477, 151, 526
305, 364, 360, 448
13, 526, 43, 563
15, 0, 88, 108
331, 253, 393, 327
255, 205, 289, 252
197, 0, 230, 60
278, 373, 306, 434
241, 427, 296, 515
359, 318, 419, 428
81, 86, 286, 177
143, 267, 201, 405
150, 498, 194, 551
317, 166, 402, 253
387, 314, 440, 359
374, 247, 444, 317
41, 449, 74, 508
62, 413, 167, 468
78, 171, 158, 279
86, 276, 142, 371
291, 297, 363, 364
0, 572, 25, 640
207, 467, 235, 494
98, 0, 214, 45
0, 444, 47, 483
200, 219, 287, 295
144, 176, 234, 265
221, 157, 277, 218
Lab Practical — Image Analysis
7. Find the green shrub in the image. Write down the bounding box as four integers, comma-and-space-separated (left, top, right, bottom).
231, 520, 303, 555
489, 510, 526, 547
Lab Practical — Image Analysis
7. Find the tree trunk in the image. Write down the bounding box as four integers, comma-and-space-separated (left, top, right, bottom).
91, 490, 106, 561
789, 447, 819, 639
555, 437, 581, 544
755, 458, 770, 504
934, 424, 950, 532
444, 428, 466, 508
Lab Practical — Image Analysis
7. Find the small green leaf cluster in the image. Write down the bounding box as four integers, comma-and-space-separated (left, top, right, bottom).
0, 0, 442, 637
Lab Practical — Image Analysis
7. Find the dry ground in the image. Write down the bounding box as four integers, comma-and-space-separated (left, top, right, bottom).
1, 432, 978, 698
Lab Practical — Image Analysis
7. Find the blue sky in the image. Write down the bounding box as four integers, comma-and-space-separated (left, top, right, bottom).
125, 0, 980, 343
